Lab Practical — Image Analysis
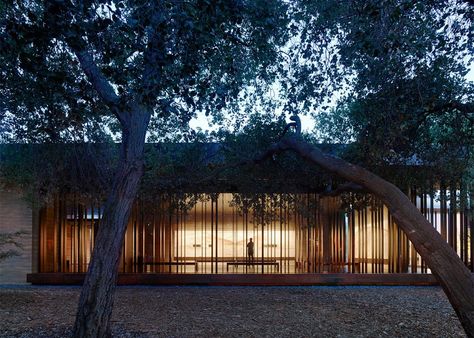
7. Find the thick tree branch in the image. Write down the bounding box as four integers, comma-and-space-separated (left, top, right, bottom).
279, 135, 474, 337
69, 45, 126, 124
73, 49, 120, 108
43, 1, 129, 125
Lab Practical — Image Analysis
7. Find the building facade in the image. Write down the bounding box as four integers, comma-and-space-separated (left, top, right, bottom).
1, 185, 471, 284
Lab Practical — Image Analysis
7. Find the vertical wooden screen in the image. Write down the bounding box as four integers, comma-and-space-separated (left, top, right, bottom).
38, 189, 474, 274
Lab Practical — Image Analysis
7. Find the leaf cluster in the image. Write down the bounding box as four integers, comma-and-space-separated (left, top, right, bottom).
1, 0, 290, 143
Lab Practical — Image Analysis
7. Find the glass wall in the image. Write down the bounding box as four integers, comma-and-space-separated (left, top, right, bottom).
38, 191, 473, 274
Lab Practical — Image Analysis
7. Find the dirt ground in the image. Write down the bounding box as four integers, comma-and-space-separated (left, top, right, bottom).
0, 285, 466, 337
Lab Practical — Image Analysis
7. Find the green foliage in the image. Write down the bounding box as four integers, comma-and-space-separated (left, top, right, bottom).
0, 0, 291, 199
1, 0, 289, 143
0, 144, 118, 201
294, 0, 473, 187
136, 113, 341, 198
1, 0, 472, 195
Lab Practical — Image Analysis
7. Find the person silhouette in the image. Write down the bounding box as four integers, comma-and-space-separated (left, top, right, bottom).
247, 238, 254, 262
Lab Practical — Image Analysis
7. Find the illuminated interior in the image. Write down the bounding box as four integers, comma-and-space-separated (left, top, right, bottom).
38, 191, 472, 274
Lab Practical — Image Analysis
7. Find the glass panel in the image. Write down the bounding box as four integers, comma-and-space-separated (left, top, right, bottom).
38, 191, 474, 274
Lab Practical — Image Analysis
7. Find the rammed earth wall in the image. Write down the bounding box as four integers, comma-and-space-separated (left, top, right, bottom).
0, 190, 32, 283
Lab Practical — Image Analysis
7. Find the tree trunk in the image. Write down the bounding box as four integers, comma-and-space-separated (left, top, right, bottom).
280, 136, 474, 337
72, 109, 150, 338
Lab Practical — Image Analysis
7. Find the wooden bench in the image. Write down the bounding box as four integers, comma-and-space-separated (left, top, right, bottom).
144, 261, 198, 272
227, 260, 279, 272
295, 261, 361, 273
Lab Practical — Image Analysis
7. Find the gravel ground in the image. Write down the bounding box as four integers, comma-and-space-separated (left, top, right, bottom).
0, 285, 466, 337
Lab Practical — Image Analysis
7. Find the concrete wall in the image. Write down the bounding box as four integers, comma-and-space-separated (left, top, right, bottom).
0, 190, 33, 284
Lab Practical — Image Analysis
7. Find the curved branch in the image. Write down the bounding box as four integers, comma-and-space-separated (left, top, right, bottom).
66, 40, 127, 125
72, 48, 120, 107
279, 135, 474, 337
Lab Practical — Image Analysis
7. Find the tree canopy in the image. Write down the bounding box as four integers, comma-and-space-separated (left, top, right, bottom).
302, 1, 473, 182
1, 0, 472, 187
1, 0, 473, 337
1, 0, 288, 143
